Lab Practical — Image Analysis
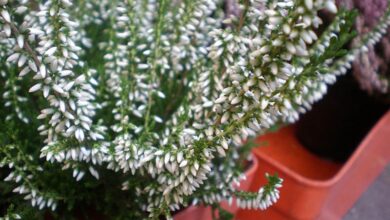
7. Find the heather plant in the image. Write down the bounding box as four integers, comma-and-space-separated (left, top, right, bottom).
337, 0, 390, 96
1, 0, 390, 219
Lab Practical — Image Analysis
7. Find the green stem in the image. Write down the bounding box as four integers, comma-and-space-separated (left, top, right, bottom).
144, 0, 168, 132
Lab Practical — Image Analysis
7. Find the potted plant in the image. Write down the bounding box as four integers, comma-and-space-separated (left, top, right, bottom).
235, 1, 390, 219
236, 77, 390, 220
0, 0, 388, 219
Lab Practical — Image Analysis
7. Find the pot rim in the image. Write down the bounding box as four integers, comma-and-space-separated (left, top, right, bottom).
253, 110, 390, 187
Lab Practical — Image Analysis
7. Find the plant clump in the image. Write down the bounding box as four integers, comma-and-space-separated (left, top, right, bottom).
1, 0, 390, 219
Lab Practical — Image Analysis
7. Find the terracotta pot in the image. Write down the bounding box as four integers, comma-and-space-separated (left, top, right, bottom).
236, 110, 390, 220
174, 154, 259, 220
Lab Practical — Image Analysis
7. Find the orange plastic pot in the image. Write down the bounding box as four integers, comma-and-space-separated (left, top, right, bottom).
236, 110, 390, 220
174, 154, 259, 220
